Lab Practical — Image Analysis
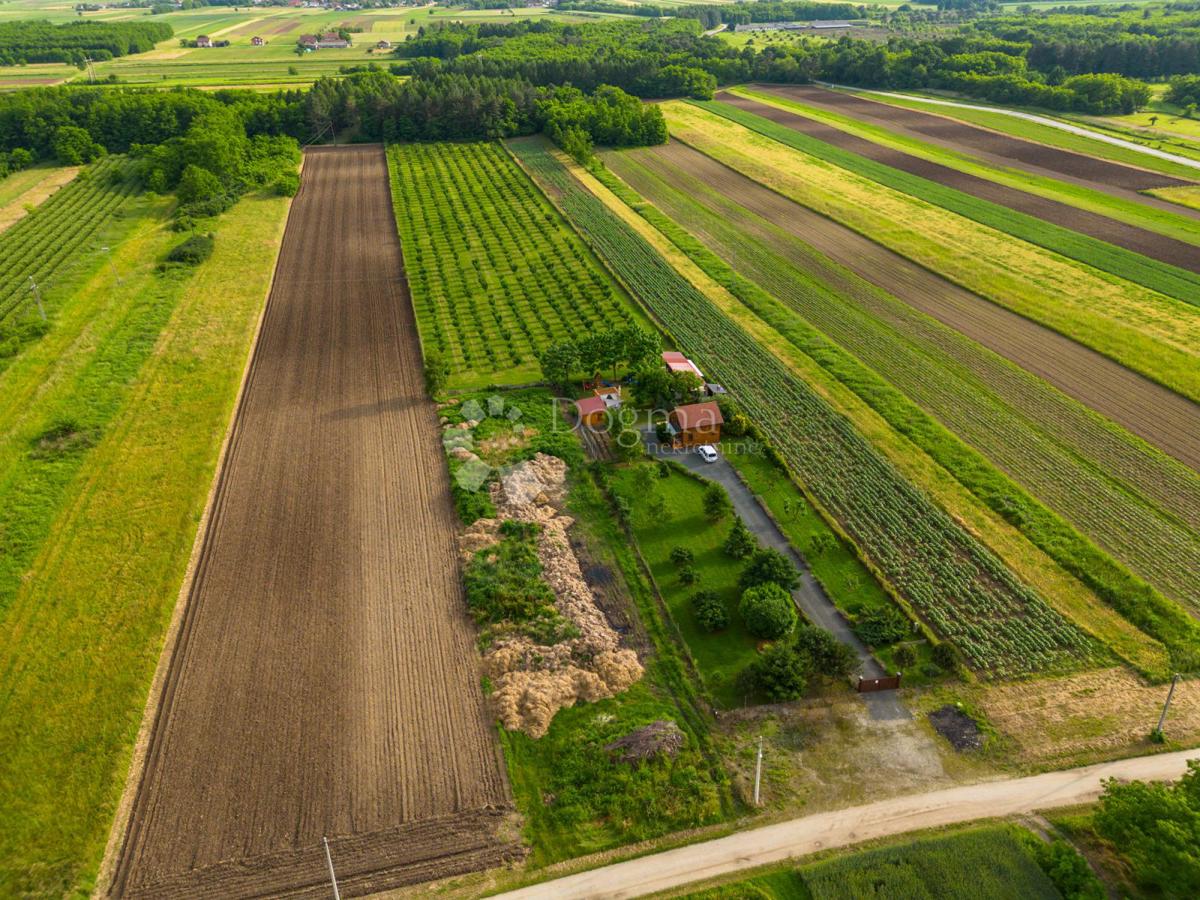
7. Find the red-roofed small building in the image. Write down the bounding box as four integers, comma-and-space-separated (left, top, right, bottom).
575, 395, 608, 427
668, 401, 723, 447
662, 350, 703, 380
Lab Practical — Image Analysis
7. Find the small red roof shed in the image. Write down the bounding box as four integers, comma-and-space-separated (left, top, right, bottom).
670, 401, 723, 432
575, 395, 608, 425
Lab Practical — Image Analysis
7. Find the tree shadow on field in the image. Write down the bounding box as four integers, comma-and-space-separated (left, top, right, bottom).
325, 396, 423, 421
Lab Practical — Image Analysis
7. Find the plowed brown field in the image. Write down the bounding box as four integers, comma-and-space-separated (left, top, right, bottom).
635, 140, 1200, 473
109, 145, 516, 899
717, 90, 1200, 276
751, 84, 1194, 193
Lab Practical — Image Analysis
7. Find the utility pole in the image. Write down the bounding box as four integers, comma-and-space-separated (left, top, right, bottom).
322, 836, 341, 900
1157, 673, 1182, 736
27, 276, 46, 320
753, 735, 764, 807
101, 246, 123, 285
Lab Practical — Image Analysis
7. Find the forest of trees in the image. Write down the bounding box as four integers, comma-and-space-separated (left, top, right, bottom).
0, 20, 173, 67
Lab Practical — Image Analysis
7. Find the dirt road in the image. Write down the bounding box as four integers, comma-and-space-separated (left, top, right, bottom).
108, 146, 515, 898
718, 90, 1200, 279
496, 749, 1198, 899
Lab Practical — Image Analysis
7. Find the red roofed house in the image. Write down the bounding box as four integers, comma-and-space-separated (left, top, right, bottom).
662, 350, 703, 380
668, 401, 723, 447
251, 36, 265, 46
575, 395, 608, 428
195, 35, 213, 48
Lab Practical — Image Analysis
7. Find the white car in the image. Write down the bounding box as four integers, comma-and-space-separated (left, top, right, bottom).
696, 444, 719, 463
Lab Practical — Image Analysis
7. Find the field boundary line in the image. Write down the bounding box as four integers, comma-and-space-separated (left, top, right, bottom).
92, 163, 302, 899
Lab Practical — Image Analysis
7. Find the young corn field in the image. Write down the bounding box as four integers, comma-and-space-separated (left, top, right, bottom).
511, 139, 1095, 676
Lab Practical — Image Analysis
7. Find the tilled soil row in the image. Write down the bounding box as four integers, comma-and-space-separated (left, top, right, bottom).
716, 90, 1200, 277
753, 83, 1193, 192
110, 145, 514, 898
640, 139, 1200, 473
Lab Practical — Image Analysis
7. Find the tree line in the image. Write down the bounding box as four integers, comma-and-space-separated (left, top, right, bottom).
0, 20, 173, 67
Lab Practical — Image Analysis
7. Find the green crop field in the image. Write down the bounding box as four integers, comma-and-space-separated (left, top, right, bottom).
388, 141, 646, 389
731, 86, 1200, 248
0, 189, 291, 897
512, 137, 1096, 677
604, 147, 1200, 624
695, 98, 1200, 307
0, 156, 140, 359
660, 101, 1200, 405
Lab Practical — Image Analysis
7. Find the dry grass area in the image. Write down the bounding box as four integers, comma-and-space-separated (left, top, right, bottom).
1150, 185, 1200, 212
660, 101, 1200, 403
974, 668, 1199, 766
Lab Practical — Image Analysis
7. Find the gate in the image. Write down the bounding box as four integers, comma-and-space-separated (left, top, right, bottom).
857, 674, 902, 693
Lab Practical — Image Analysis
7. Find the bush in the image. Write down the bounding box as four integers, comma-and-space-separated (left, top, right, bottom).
273, 171, 300, 196
1024, 837, 1105, 900
669, 546, 694, 567
165, 232, 214, 265
678, 564, 699, 586
932, 640, 962, 670
794, 624, 857, 679
892, 643, 917, 670
853, 606, 909, 647
739, 547, 800, 591
702, 481, 730, 521
722, 516, 756, 559
739, 582, 797, 640
739, 643, 808, 702
175, 163, 224, 208
691, 590, 728, 632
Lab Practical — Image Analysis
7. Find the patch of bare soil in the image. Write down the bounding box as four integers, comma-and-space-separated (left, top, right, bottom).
928, 705, 983, 751
110, 146, 517, 898
977, 667, 1200, 764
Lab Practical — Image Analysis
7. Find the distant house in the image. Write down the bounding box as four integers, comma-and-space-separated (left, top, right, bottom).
317, 31, 350, 48
375, 39, 391, 50
298, 34, 319, 50
195, 34, 213, 48
668, 401, 724, 447
251, 36, 265, 46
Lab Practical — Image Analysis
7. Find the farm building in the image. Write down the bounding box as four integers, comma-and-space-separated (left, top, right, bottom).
575, 395, 609, 427
376, 39, 392, 49
667, 401, 723, 447
662, 350, 703, 380
195, 35, 213, 48
251, 36, 265, 46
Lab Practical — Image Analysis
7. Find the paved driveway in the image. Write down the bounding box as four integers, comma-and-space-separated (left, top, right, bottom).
644, 435, 907, 720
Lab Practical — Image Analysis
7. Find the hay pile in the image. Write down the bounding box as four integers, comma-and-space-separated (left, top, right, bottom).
475, 454, 643, 738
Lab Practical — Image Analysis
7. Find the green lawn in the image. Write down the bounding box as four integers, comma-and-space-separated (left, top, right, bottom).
0, 190, 291, 898
612, 461, 764, 708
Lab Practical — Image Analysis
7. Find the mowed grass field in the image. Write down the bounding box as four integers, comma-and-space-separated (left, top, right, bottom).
0, 190, 290, 897
659, 101, 1200, 405
0, 162, 78, 231
388, 141, 648, 389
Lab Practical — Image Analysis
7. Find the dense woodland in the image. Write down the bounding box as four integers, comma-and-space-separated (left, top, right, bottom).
0, 20, 173, 67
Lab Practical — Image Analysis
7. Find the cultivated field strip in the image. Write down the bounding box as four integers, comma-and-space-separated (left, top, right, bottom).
513, 139, 1093, 676
759, 84, 1193, 194
609, 147, 1200, 613
0, 156, 137, 326
389, 141, 634, 382
111, 146, 514, 898
714, 92, 1200, 284
631, 141, 1200, 474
